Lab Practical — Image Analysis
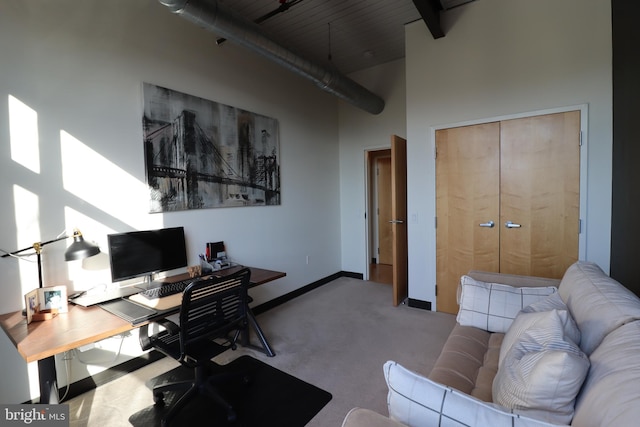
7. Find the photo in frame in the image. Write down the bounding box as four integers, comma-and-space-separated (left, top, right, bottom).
39, 286, 68, 313
24, 289, 38, 324
142, 83, 281, 213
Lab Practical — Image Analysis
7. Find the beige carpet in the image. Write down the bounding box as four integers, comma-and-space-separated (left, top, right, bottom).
66, 277, 456, 426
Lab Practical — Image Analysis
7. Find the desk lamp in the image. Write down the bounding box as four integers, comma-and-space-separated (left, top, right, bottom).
1, 229, 100, 289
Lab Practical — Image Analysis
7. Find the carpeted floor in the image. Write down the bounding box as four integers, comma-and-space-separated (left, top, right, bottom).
66, 277, 457, 426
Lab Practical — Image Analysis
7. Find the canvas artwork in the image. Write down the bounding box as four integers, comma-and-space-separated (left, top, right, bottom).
142, 83, 281, 213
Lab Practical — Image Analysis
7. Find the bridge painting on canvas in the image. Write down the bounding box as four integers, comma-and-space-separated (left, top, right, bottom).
142, 82, 281, 213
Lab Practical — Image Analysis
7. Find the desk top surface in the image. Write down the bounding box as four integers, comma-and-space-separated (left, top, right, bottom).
0, 266, 285, 363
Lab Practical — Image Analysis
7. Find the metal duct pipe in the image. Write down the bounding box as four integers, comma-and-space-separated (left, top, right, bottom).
158, 0, 385, 115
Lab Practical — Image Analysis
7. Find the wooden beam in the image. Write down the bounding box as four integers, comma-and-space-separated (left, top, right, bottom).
412, 0, 445, 39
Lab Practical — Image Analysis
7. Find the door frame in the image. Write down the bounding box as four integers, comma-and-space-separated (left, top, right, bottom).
366, 148, 391, 267
429, 104, 588, 311
364, 137, 408, 306
365, 147, 392, 279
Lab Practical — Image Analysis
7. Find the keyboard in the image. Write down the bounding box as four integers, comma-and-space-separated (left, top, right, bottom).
139, 279, 194, 300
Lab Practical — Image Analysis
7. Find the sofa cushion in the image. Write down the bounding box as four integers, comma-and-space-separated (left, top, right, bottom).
457, 276, 558, 333
341, 408, 407, 427
384, 361, 564, 427
500, 307, 580, 366
428, 324, 502, 402
572, 320, 640, 427
558, 261, 640, 355
493, 310, 590, 425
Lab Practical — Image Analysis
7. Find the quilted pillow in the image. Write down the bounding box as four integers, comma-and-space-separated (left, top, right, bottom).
500, 307, 581, 366
457, 276, 558, 333
384, 361, 564, 427
493, 310, 590, 425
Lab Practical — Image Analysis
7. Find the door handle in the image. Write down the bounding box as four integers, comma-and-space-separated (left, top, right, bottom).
389, 219, 404, 224
505, 221, 521, 228
479, 220, 495, 228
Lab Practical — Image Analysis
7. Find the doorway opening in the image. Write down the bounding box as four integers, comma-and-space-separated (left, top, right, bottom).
366, 148, 392, 286
365, 135, 408, 305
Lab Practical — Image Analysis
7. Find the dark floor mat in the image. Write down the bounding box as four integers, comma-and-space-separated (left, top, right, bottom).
129, 355, 332, 426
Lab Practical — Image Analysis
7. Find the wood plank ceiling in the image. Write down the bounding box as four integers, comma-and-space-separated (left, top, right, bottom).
217, 0, 476, 74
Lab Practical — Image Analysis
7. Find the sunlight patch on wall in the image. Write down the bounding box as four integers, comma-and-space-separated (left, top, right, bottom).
9, 95, 40, 174
12, 185, 41, 296
64, 207, 114, 290
59, 130, 161, 231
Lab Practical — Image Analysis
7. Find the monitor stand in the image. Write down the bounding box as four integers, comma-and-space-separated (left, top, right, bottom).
135, 274, 167, 291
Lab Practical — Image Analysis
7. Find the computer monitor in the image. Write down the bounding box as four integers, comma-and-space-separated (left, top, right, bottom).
107, 226, 188, 283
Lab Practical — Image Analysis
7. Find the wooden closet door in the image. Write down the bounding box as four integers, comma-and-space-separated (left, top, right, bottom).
435, 122, 501, 314
499, 111, 580, 278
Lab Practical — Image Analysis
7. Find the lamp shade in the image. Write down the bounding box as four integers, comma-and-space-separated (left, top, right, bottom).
64, 230, 100, 261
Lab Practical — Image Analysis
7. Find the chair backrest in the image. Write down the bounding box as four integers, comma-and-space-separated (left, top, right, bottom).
178, 267, 251, 360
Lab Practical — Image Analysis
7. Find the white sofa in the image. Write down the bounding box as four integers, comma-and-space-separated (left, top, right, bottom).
342, 261, 640, 427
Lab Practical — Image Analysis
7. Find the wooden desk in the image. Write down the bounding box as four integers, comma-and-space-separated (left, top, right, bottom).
0, 266, 285, 403
163, 265, 286, 288
0, 304, 134, 364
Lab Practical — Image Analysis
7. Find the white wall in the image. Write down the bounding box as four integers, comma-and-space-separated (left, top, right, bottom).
339, 59, 408, 275
406, 0, 612, 306
0, 0, 341, 403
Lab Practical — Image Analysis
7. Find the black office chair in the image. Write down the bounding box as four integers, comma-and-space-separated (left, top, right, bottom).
139, 268, 251, 427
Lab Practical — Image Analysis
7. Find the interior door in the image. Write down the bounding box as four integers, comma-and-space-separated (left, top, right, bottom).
435, 123, 501, 314
499, 111, 580, 278
377, 157, 393, 265
391, 135, 408, 306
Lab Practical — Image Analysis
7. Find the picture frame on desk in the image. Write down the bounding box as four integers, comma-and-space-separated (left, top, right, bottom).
40, 286, 68, 313
24, 286, 68, 324
25, 289, 38, 324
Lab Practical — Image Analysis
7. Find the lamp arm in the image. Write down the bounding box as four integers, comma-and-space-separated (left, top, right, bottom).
1, 235, 69, 258
2, 229, 98, 290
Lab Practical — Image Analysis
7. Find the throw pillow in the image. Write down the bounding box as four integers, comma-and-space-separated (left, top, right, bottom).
456, 276, 558, 333
521, 292, 581, 346
493, 310, 590, 425
521, 291, 568, 313
383, 361, 564, 427
500, 308, 581, 366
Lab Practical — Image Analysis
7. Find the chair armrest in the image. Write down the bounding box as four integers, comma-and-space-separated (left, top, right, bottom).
138, 318, 180, 351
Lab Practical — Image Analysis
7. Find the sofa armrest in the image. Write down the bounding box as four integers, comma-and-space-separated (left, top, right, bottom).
384, 361, 566, 427
342, 408, 407, 427
468, 270, 560, 288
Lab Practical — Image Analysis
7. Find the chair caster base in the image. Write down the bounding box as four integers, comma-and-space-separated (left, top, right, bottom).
153, 391, 165, 407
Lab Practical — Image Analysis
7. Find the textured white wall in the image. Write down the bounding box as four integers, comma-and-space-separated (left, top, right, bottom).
0, 0, 341, 403
405, 0, 612, 306
338, 60, 408, 276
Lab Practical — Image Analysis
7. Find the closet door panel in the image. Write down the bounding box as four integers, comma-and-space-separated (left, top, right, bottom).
435, 122, 500, 314
499, 111, 580, 278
